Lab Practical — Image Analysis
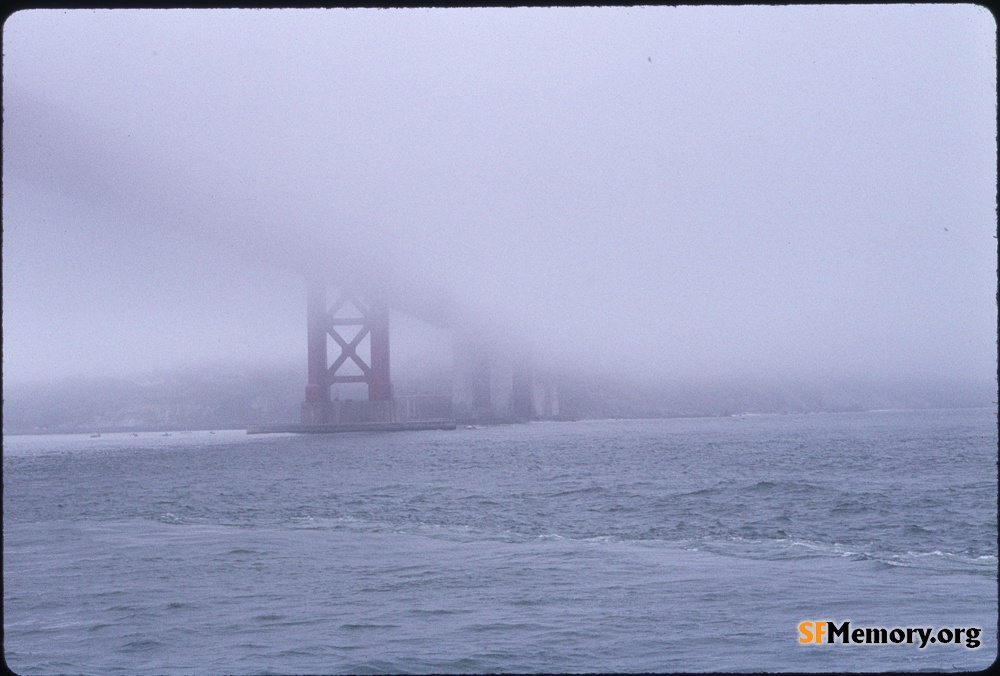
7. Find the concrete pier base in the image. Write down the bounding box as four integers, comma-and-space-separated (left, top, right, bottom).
301, 395, 451, 425
253, 395, 455, 435
247, 419, 456, 435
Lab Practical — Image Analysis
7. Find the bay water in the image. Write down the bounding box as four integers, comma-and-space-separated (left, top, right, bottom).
3, 408, 996, 673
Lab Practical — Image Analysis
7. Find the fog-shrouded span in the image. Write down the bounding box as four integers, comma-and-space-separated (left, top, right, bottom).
2, 7, 996, 398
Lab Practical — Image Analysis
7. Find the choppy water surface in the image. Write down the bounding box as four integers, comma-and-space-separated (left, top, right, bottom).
4, 409, 997, 673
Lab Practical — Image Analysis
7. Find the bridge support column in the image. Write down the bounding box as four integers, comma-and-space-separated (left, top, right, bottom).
452, 333, 490, 421
532, 370, 560, 418
368, 295, 393, 402
511, 349, 535, 420
302, 278, 332, 424
452, 334, 553, 422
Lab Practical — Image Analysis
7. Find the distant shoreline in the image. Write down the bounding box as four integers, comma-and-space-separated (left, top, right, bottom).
2, 426, 244, 437
4, 406, 995, 438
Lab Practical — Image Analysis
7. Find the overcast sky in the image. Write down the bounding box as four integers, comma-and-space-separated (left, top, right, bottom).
3, 6, 996, 389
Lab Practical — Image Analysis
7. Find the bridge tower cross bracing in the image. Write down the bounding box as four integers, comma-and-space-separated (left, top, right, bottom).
302, 278, 393, 424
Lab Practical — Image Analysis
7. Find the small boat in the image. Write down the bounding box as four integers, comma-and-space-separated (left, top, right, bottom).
89, 432, 101, 438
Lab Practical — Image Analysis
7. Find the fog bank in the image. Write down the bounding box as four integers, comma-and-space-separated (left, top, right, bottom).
3, 7, 996, 393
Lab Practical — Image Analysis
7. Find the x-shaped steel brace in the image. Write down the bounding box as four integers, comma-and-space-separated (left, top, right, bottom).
327, 324, 371, 377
